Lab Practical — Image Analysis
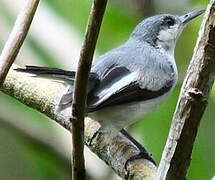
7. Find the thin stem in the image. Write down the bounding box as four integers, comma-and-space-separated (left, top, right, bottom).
70, 0, 108, 179
0, 0, 40, 86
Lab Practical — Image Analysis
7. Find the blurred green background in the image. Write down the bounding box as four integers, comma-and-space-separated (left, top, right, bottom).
0, 0, 214, 179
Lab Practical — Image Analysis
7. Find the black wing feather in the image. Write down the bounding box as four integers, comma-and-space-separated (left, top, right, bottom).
87, 66, 174, 112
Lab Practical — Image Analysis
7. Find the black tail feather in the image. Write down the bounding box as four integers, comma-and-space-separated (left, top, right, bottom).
14, 65, 75, 77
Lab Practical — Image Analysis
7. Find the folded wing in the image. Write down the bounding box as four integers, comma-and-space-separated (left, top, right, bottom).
87, 66, 173, 112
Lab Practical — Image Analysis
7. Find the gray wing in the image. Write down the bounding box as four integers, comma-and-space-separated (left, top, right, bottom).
86, 42, 176, 112
87, 66, 174, 113
57, 72, 100, 111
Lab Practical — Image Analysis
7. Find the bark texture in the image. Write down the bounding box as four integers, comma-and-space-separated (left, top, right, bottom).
157, 1, 215, 179
70, 1, 108, 179
1, 65, 157, 180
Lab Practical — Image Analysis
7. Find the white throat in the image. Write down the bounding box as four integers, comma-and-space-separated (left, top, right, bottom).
156, 38, 176, 57
156, 24, 183, 57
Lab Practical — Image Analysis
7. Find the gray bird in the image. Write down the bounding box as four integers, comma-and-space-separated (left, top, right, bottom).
16, 9, 204, 136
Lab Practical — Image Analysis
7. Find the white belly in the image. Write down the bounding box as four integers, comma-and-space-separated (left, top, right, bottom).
88, 91, 171, 132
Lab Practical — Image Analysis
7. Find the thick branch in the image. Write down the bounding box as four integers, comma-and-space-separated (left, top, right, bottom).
157, 1, 215, 180
71, 0, 108, 179
1, 65, 156, 179
0, 0, 40, 86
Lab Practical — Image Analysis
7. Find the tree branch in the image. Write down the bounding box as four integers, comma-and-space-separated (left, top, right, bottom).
157, 1, 215, 179
71, 0, 108, 179
1, 65, 157, 179
0, 0, 40, 86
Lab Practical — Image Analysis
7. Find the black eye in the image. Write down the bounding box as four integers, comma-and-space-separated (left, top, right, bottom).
164, 17, 175, 26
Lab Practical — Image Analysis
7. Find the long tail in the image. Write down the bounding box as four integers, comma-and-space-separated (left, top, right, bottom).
15, 65, 100, 112
15, 65, 76, 111
15, 65, 75, 82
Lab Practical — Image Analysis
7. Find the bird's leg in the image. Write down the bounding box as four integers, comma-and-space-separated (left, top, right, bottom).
120, 129, 156, 169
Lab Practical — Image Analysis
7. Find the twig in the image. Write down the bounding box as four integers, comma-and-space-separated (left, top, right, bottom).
70, 1, 108, 179
157, 1, 215, 180
1, 65, 157, 179
0, 0, 40, 86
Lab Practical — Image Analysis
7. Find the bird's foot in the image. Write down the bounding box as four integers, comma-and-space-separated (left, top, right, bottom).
125, 151, 156, 171
120, 129, 156, 170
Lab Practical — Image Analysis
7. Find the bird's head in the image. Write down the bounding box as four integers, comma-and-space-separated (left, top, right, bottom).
130, 9, 205, 55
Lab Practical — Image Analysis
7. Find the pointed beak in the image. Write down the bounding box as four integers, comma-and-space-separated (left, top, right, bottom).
179, 8, 205, 24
